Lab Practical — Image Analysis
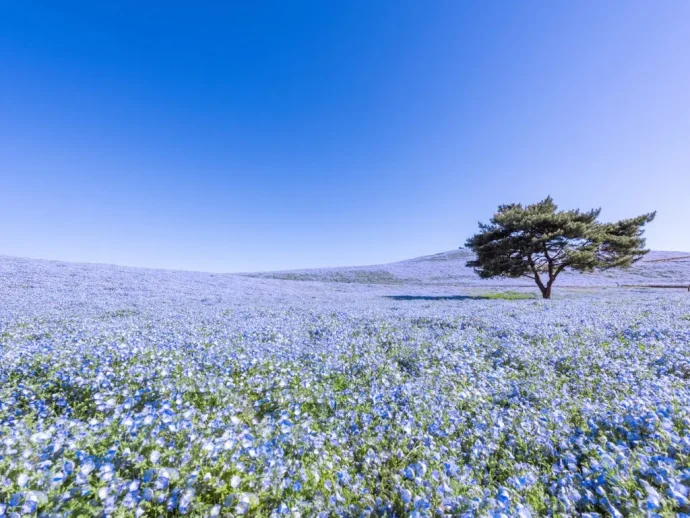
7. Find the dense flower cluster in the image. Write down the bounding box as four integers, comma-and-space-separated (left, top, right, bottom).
1, 256, 689, 516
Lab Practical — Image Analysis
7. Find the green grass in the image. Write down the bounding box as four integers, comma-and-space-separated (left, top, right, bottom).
479, 290, 536, 300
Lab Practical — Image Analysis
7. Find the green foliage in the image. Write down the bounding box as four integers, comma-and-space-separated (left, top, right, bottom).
479, 291, 536, 300
524, 484, 548, 514
465, 197, 655, 298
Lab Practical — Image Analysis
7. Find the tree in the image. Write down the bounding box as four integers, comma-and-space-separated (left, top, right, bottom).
464, 197, 655, 299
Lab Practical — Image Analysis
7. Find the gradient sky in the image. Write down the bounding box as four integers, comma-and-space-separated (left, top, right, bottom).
1, 1, 689, 272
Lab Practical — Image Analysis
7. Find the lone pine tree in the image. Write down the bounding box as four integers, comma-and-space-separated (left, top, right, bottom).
465, 197, 655, 299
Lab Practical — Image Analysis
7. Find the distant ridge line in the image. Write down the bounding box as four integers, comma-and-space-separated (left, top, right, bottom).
644, 255, 690, 263
621, 284, 690, 289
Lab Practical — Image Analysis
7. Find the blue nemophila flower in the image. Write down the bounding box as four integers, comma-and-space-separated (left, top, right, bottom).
21, 500, 37, 515
404, 466, 415, 479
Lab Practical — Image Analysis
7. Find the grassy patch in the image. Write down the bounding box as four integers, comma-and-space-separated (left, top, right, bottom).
479, 290, 536, 300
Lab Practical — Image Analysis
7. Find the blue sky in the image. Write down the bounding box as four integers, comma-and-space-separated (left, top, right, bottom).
1, 1, 689, 272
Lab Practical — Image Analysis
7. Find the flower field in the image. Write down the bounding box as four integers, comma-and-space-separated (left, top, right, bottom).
1, 256, 690, 517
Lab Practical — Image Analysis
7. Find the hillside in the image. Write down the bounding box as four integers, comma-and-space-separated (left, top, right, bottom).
1, 251, 690, 516
244, 249, 690, 287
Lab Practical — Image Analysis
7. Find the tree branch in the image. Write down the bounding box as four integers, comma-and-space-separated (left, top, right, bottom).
544, 247, 555, 281
527, 254, 546, 293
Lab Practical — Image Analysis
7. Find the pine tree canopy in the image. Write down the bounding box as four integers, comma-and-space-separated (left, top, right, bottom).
464, 197, 656, 299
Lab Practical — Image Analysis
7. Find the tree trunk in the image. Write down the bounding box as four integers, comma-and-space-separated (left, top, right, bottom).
527, 255, 553, 299
542, 276, 556, 299
542, 285, 552, 299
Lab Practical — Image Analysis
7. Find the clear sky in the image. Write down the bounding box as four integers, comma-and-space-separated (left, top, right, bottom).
1, 1, 689, 272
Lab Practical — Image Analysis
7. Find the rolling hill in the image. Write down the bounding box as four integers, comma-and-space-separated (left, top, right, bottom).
244, 249, 690, 287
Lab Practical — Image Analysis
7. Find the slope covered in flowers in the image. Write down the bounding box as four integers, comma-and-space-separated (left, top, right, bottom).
245, 250, 690, 287
1, 255, 690, 517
